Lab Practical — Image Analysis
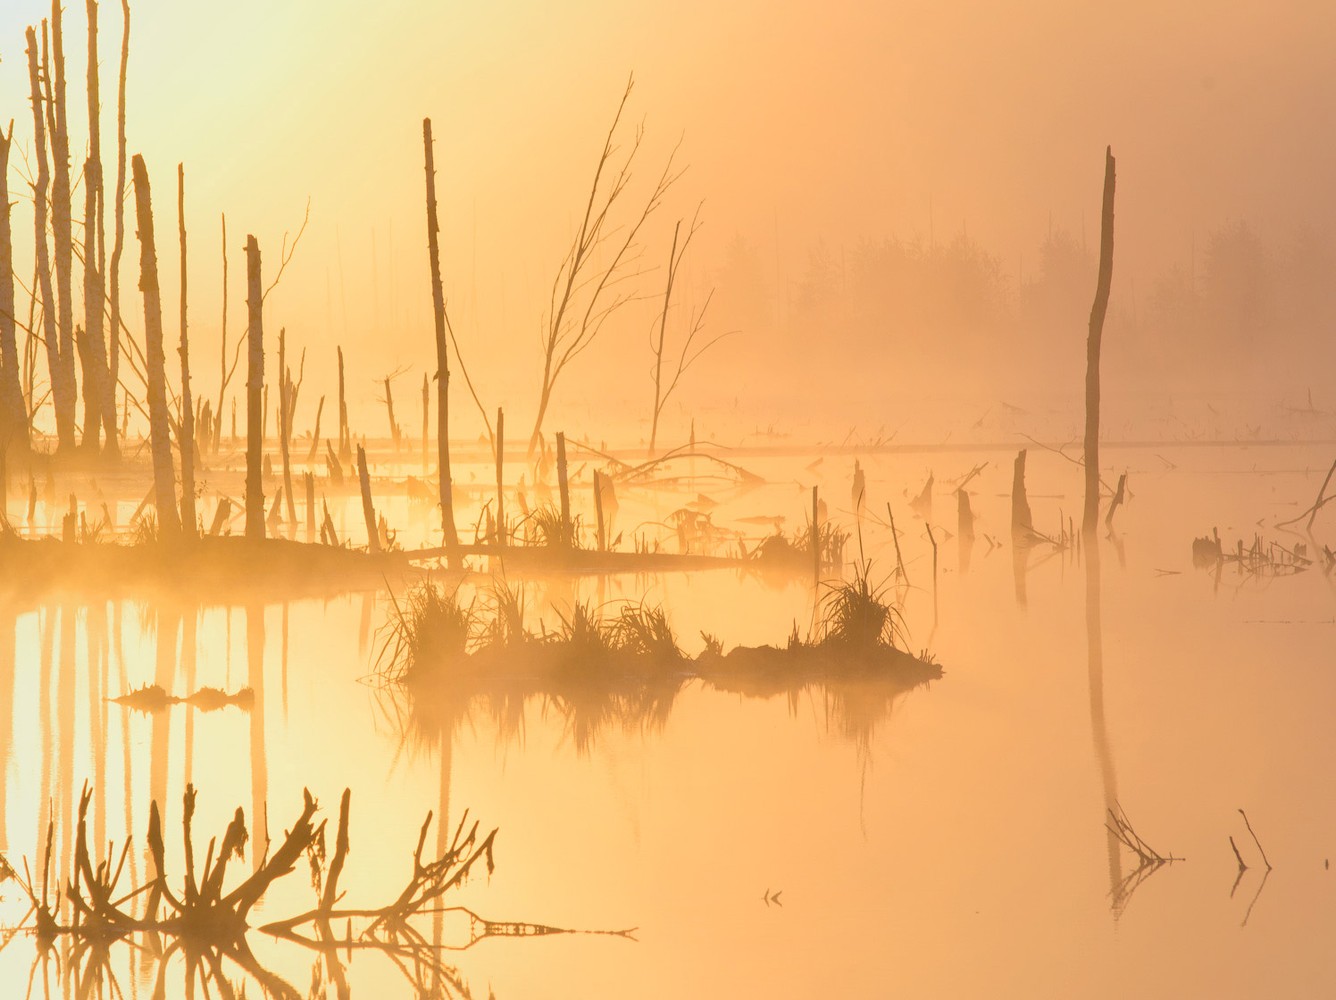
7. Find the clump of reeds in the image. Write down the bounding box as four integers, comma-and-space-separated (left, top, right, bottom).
380, 579, 475, 681
380, 578, 686, 679
816, 559, 905, 651
749, 520, 849, 573
522, 503, 581, 549
607, 601, 681, 659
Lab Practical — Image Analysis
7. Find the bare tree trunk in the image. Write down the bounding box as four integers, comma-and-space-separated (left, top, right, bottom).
337, 345, 350, 461
26, 28, 72, 453
383, 376, 399, 452
495, 406, 504, 544
85, 0, 117, 455
130, 155, 181, 537
177, 164, 195, 538
244, 236, 264, 539
279, 329, 296, 526
214, 213, 227, 452
108, 0, 129, 407
420, 373, 428, 473
49, 4, 79, 453
1011, 448, 1032, 537
306, 395, 324, 463
0, 125, 30, 453
556, 430, 571, 546
356, 444, 379, 554
1083, 147, 1116, 537
422, 118, 458, 552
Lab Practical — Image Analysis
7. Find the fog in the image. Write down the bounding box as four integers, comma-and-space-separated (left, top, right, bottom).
3, 0, 1334, 440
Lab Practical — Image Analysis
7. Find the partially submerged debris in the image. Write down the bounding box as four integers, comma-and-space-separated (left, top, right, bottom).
112, 683, 255, 712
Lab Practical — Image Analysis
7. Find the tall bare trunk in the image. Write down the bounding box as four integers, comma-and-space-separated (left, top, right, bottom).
278, 328, 295, 526
26, 28, 70, 452
245, 236, 265, 539
83, 0, 116, 455
177, 164, 195, 537
107, 0, 129, 407
422, 118, 458, 551
0, 125, 30, 452
131, 155, 181, 537
1083, 148, 1116, 537
49, 3, 79, 453
214, 213, 226, 452
336, 345, 349, 461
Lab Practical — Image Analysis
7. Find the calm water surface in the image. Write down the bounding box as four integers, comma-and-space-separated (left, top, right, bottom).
1, 442, 1334, 997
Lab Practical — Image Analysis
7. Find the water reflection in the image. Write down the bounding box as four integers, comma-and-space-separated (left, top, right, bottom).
1084, 531, 1123, 906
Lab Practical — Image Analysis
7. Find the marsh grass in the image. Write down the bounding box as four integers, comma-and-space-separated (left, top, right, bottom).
607, 601, 681, 659
817, 559, 906, 651
380, 579, 476, 681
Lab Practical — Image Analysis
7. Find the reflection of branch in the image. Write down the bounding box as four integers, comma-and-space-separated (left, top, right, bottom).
1105, 802, 1181, 918
1240, 867, 1271, 928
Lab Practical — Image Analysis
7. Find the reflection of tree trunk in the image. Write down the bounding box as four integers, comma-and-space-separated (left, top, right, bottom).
37, 610, 54, 873
183, 607, 198, 787
1012, 543, 1028, 608
957, 488, 974, 575
0, 604, 15, 851
246, 600, 268, 869
58, 604, 77, 898
88, 601, 108, 855
1085, 533, 1123, 897
151, 608, 179, 835
432, 725, 453, 984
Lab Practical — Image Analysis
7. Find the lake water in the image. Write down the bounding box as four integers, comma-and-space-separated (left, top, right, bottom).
1, 440, 1334, 997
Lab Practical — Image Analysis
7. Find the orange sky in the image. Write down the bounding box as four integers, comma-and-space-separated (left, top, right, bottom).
3, 0, 1334, 438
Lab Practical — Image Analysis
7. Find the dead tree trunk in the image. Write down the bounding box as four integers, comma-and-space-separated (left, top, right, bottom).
1011, 448, 1033, 538
108, 0, 129, 407
556, 431, 571, 546
130, 155, 182, 537
337, 345, 350, 461
420, 373, 428, 473
495, 406, 504, 543
1083, 147, 1116, 537
279, 330, 296, 526
84, 0, 117, 455
214, 213, 227, 453
306, 395, 324, 463
356, 444, 380, 554
244, 236, 265, 540
177, 164, 195, 537
422, 118, 459, 553
49, 4, 79, 454
383, 376, 399, 452
26, 28, 72, 452
0, 125, 30, 453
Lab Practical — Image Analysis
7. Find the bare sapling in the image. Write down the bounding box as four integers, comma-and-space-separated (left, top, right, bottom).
527, 75, 680, 456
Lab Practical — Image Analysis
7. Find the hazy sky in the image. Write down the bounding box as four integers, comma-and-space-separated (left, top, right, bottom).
3, 0, 1334, 437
